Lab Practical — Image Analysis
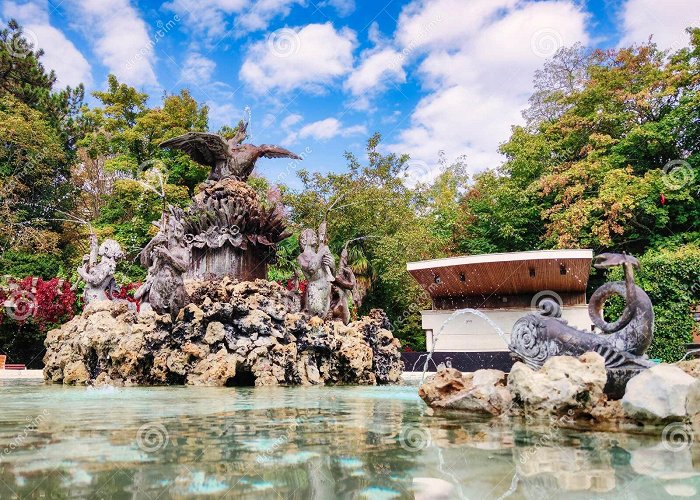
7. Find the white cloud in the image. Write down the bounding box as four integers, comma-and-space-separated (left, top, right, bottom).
163, 0, 299, 42
206, 101, 239, 130
285, 117, 366, 144
618, 0, 700, 51
180, 52, 216, 83
66, 0, 159, 87
388, 0, 590, 177
344, 47, 406, 108
319, 0, 355, 17
237, 0, 300, 32
2, 0, 92, 88
281, 113, 302, 128
240, 22, 356, 94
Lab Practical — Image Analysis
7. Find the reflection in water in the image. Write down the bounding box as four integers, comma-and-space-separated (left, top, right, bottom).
0, 380, 698, 499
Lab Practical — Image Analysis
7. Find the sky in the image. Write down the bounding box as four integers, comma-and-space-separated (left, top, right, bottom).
2, 0, 700, 189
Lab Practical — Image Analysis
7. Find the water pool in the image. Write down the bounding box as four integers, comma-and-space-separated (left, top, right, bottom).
0, 379, 698, 499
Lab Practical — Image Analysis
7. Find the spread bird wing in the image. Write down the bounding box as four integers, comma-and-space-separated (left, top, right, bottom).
160, 132, 230, 167
257, 144, 302, 160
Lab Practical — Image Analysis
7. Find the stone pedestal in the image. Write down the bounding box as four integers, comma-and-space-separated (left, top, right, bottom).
183, 179, 289, 281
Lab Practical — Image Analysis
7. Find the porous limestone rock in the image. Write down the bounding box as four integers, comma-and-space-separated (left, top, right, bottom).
622, 364, 698, 421
507, 352, 607, 414
685, 381, 700, 416
43, 279, 403, 387
419, 368, 512, 415
677, 358, 700, 379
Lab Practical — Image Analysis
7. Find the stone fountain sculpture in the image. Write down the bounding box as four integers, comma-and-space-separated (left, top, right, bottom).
77, 235, 124, 305
134, 208, 190, 319
160, 122, 301, 182
509, 252, 654, 397
297, 224, 336, 318
160, 122, 299, 280
44, 117, 405, 387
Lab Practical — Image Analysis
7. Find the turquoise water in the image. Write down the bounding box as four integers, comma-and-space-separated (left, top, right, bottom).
0, 380, 698, 499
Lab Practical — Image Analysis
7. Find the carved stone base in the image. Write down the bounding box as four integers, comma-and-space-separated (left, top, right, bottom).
183, 179, 290, 281
187, 246, 270, 281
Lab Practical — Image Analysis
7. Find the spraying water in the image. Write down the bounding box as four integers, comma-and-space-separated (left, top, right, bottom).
420, 308, 510, 383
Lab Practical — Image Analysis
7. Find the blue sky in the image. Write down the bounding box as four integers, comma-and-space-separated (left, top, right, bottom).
2, 0, 699, 189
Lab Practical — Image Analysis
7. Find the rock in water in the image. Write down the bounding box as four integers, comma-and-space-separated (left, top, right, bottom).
418, 368, 512, 415
507, 352, 607, 414
622, 364, 699, 421
43, 279, 403, 386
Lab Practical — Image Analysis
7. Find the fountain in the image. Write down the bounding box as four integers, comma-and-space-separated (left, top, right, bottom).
509, 253, 655, 398
41, 118, 404, 387
421, 308, 509, 382
160, 122, 298, 281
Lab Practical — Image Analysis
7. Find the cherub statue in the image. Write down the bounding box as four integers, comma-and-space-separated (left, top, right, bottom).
135, 209, 190, 319
328, 244, 357, 325
77, 235, 124, 305
297, 225, 335, 318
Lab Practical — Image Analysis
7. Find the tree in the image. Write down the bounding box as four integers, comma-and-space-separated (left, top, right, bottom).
282, 134, 446, 349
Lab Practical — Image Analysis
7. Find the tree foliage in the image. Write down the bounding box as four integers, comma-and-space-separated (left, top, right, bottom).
2, 19, 700, 360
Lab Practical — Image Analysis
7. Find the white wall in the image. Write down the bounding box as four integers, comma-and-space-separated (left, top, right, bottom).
422, 305, 591, 352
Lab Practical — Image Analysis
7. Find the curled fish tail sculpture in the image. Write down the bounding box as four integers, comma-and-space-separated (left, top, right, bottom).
509, 254, 654, 370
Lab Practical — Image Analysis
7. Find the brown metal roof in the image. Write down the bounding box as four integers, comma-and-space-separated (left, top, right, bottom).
407, 249, 593, 298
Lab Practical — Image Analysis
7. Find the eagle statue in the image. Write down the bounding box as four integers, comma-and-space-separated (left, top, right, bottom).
159, 122, 301, 181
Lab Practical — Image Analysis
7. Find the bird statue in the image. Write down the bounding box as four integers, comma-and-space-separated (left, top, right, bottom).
159, 121, 301, 181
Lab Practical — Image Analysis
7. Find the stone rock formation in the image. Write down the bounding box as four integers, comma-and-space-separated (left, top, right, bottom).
621, 364, 700, 421
418, 354, 700, 427
418, 367, 512, 415
43, 278, 403, 386
507, 352, 608, 414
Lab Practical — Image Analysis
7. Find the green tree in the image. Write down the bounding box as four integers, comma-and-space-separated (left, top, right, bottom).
283, 134, 445, 349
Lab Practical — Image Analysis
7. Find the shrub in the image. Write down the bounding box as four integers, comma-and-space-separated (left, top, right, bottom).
607, 245, 700, 362
0, 277, 77, 367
